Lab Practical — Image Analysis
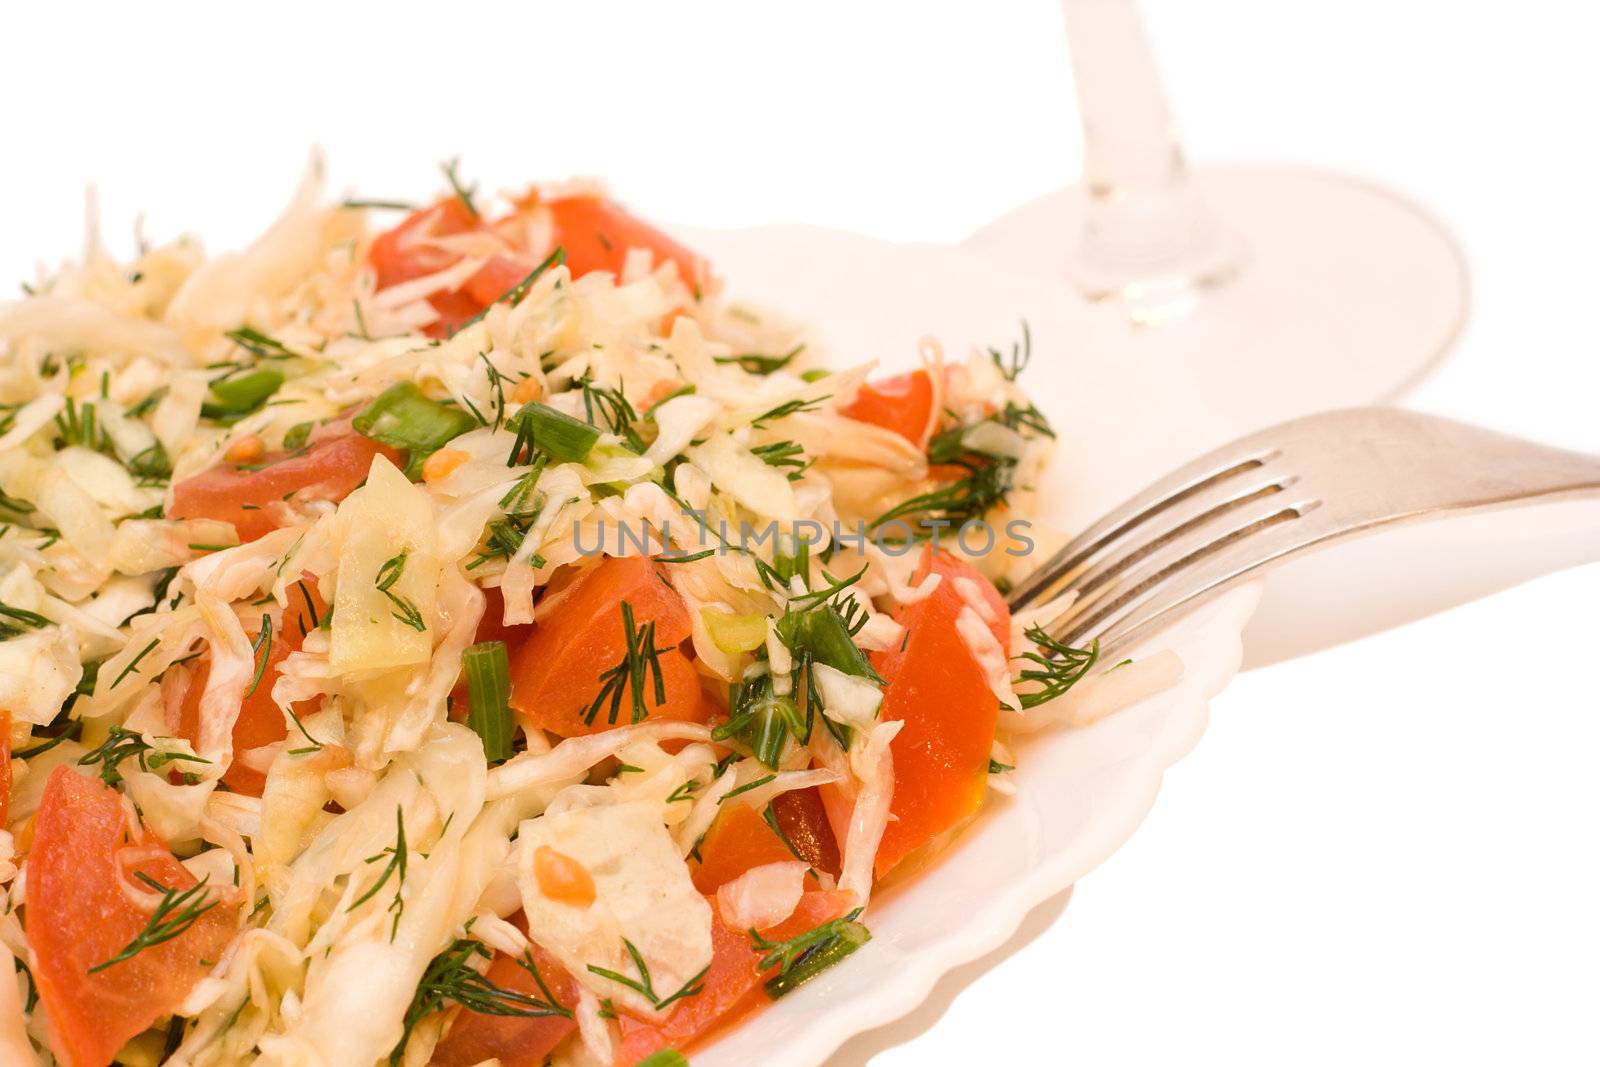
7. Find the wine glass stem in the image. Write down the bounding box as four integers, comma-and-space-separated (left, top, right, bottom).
1061, 0, 1236, 301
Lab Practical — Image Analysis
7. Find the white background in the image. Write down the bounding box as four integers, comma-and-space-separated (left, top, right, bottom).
2, 2, 1596, 1063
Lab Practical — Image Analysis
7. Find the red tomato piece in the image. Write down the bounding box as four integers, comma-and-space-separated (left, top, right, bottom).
840, 369, 935, 446
508, 556, 706, 736
370, 198, 534, 337
546, 195, 707, 292
691, 803, 798, 894
461, 252, 537, 308
167, 579, 327, 796
370, 198, 481, 290
431, 941, 579, 1067
169, 430, 400, 543
370, 192, 710, 337
613, 890, 856, 1065
771, 787, 841, 877
692, 789, 841, 893
25, 767, 238, 1067
867, 549, 1011, 877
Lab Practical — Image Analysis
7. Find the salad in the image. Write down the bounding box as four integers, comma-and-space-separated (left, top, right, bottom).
0, 160, 1183, 1067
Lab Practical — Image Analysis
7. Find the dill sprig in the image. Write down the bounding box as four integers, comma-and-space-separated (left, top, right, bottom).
53, 397, 116, 456
715, 343, 804, 376
285, 702, 325, 754
0, 600, 50, 640
349, 807, 408, 941
469, 512, 546, 573
583, 602, 674, 726
586, 938, 709, 1012
988, 320, 1033, 382
1014, 625, 1099, 709
0, 485, 35, 519
751, 440, 812, 480
719, 773, 777, 804
342, 198, 417, 212
392, 938, 571, 1064
578, 377, 645, 452
127, 440, 172, 485
870, 323, 1053, 536
468, 459, 550, 572
224, 326, 298, 361
749, 908, 871, 998
665, 779, 702, 806
89, 872, 221, 973
243, 614, 273, 700
658, 481, 784, 588
450, 246, 567, 338
499, 454, 549, 513
712, 672, 803, 768
78, 726, 210, 788
479, 353, 512, 431
375, 550, 427, 632
294, 579, 320, 635
783, 565, 867, 614
440, 157, 480, 219
751, 392, 829, 429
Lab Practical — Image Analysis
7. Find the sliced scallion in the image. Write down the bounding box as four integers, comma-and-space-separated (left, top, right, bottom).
282, 421, 314, 450
202, 368, 284, 418
806, 606, 883, 682
508, 402, 601, 464
701, 609, 768, 655
756, 912, 872, 998
463, 640, 514, 762
353, 382, 477, 478
631, 1051, 690, 1067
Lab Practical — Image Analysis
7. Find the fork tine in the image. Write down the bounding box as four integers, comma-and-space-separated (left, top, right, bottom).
1007, 446, 1282, 611
1015, 406, 1600, 668
1063, 473, 1299, 605
1049, 494, 1318, 651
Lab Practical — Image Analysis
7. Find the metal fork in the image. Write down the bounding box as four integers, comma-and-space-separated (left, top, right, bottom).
1007, 408, 1600, 660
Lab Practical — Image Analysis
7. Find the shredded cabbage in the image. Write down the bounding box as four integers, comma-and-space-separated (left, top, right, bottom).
0, 162, 1177, 1067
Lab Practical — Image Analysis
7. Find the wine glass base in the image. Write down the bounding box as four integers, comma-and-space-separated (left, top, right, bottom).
963, 165, 1471, 431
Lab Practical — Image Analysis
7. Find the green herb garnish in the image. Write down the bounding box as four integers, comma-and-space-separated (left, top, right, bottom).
463, 641, 514, 762
89, 873, 220, 973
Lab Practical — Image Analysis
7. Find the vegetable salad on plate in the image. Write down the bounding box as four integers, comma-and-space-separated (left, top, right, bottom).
0, 159, 1182, 1067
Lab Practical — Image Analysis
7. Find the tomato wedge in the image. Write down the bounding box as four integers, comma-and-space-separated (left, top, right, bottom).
431, 941, 579, 1067
692, 804, 797, 894
25, 767, 238, 1067
449, 585, 532, 722
370, 197, 480, 290
369, 198, 526, 337
840, 369, 935, 446
692, 789, 841, 893
508, 556, 706, 736
369, 191, 708, 338
546, 194, 707, 293
867, 549, 1011, 877
168, 580, 327, 796
169, 430, 399, 543
613, 890, 856, 1066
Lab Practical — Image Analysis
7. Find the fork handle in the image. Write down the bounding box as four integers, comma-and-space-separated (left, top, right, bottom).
1240, 492, 1600, 669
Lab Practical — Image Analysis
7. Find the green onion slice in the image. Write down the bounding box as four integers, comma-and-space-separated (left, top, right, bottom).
353, 382, 477, 478
463, 640, 515, 762
509, 402, 601, 464
630, 1051, 690, 1067
202, 368, 284, 418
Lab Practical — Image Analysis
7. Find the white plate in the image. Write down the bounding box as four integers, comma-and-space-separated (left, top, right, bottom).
672, 225, 1262, 1067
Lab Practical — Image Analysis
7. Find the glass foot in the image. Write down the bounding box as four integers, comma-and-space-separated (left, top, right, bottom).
964, 164, 1470, 430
